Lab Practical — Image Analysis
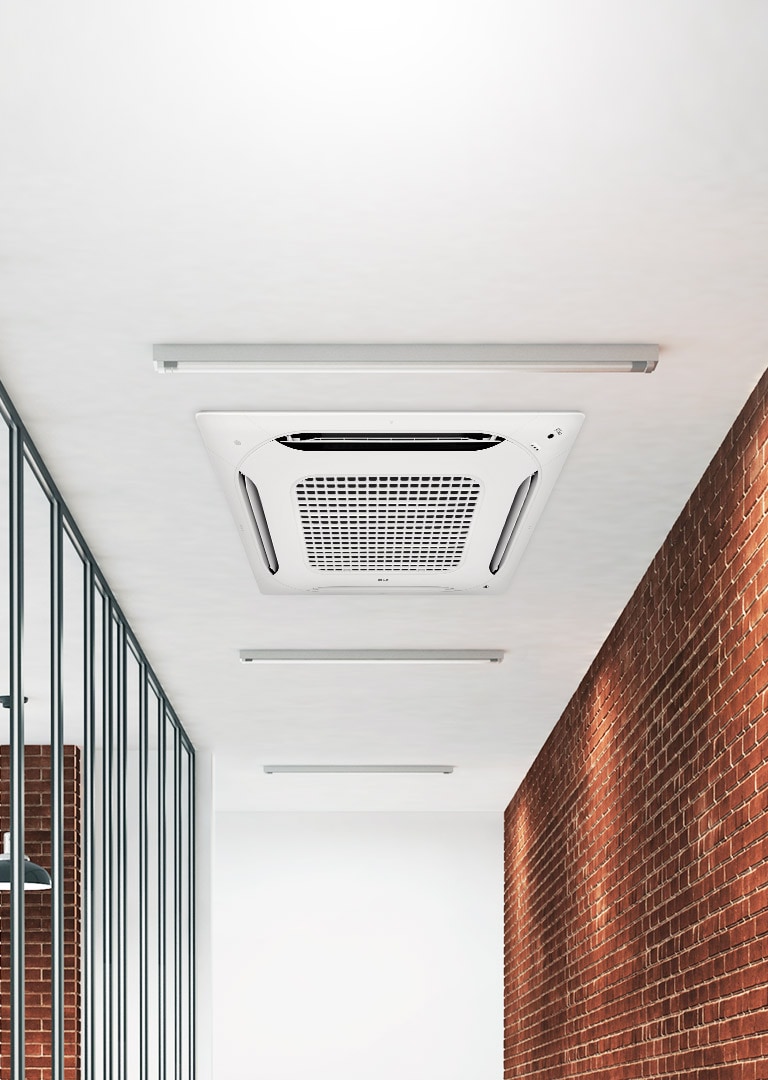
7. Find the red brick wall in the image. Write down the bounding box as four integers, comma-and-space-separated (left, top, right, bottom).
0, 746, 81, 1080
504, 371, 768, 1078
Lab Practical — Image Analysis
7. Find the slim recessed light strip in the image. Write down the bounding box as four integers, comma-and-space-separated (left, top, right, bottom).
239, 649, 503, 664
154, 343, 658, 374
263, 765, 454, 774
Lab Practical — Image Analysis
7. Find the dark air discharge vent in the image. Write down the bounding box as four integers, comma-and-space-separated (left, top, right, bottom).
239, 474, 279, 574
276, 432, 504, 452
489, 473, 538, 575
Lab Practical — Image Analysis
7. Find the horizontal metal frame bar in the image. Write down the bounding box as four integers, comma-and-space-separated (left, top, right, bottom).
154, 342, 659, 374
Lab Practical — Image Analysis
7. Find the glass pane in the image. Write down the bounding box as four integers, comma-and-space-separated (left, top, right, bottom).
124, 643, 141, 1079
110, 611, 121, 1079
0, 417, 11, 1069
22, 458, 53, 746
22, 457, 54, 1065
145, 684, 160, 1080
165, 717, 178, 1079
62, 528, 85, 1078
0, 417, 8, 733
179, 745, 192, 1080
90, 585, 105, 1076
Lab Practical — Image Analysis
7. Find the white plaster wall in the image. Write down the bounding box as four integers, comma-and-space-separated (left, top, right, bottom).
211, 812, 503, 1080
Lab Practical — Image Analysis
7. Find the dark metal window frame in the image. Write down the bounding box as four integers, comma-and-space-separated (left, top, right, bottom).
1, 376, 196, 1080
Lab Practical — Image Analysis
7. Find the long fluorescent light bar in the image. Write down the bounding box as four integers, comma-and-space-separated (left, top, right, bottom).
154, 343, 658, 374
263, 765, 454, 774
239, 649, 503, 664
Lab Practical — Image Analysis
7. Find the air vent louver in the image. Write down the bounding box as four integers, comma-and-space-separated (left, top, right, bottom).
239, 474, 279, 574
295, 475, 481, 571
489, 473, 538, 574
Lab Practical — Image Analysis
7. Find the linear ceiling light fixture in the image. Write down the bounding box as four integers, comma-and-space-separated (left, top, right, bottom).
263, 765, 454, 774
239, 649, 503, 664
154, 343, 658, 374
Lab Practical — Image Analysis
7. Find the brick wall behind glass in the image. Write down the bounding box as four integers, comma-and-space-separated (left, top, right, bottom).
0, 745, 80, 1080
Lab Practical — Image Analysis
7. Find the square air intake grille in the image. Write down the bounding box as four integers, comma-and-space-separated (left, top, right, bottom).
295, 474, 481, 572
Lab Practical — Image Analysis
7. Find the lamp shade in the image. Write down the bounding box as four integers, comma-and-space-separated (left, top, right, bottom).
0, 833, 52, 890
0, 857, 52, 890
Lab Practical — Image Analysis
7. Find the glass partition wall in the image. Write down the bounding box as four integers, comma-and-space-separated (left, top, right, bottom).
0, 379, 196, 1079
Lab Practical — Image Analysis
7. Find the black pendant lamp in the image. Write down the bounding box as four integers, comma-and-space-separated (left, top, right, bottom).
0, 695, 52, 890
0, 831, 52, 891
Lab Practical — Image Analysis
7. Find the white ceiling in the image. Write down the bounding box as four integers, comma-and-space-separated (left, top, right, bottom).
1, 1, 767, 811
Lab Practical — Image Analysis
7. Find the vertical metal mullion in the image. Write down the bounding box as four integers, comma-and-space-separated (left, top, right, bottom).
102, 596, 114, 1078
117, 622, 127, 1080
9, 420, 25, 1080
187, 746, 196, 1080
158, 697, 167, 1080
174, 722, 182, 1080
50, 499, 65, 1080
83, 562, 95, 1080
139, 663, 148, 1080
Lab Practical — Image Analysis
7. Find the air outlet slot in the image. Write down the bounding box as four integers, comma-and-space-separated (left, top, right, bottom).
295, 475, 481, 572
489, 473, 538, 574
239, 474, 279, 574
277, 432, 503, 452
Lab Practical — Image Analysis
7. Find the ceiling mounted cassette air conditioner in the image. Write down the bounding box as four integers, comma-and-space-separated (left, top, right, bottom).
196, 411, 584, 595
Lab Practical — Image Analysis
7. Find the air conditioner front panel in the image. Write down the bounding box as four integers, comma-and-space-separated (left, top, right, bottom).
196, 412, 584, 594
